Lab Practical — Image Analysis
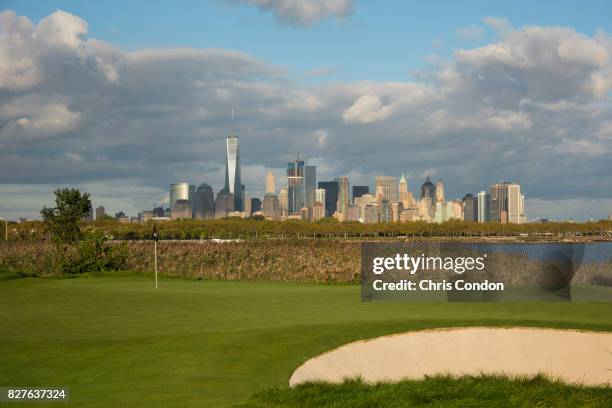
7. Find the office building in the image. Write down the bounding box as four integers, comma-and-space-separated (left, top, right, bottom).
171, 199, 192, 220
214, 189, 234, 219
364, 204, 379, 224
287, 158, 304, 213
477, 191, 489, 222
170, 183, 194, 210
318, 181, 338, 217
335, 177, 350, 218
312, 202, 325, 221
379, 199, 391, 222
352, 185, 369, 201
95, 206, 105, 220
435, 178, 445, 203
354, 193, 377, 221
279, 187, 288, 214
262, 193, 280, 220
153, 207, 165, 217
304, 165, 317, 208
398, 175, 409, 202
490, 182, 524, 224
315, 188, 326, 214
251, 198, 262, 214
193, 183, 215, 220
420, 176, 435, 203
346, 205, 361, 222
225, 133, 243, 211
463, 194, 478, 222
375, 176, 398, 203
391, 202, 403, 222
266, 171, 275, 194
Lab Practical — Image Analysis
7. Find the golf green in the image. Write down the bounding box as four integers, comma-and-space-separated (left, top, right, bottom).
0, 277, 611, 407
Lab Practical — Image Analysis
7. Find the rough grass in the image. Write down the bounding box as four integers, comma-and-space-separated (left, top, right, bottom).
234, 375, 612, 407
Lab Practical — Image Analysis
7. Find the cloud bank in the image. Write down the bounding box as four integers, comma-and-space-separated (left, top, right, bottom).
0, 10, 611, 220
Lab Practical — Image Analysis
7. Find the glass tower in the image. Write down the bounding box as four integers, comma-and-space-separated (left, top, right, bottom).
225, 134, 243, 211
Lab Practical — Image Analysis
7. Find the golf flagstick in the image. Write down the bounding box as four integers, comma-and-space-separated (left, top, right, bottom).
152, 225, 159, 289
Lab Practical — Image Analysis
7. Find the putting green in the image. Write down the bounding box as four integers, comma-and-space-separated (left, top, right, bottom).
0, 277, 610, 407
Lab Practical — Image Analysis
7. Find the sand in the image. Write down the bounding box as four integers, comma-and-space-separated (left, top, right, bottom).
290, 327, 612, 387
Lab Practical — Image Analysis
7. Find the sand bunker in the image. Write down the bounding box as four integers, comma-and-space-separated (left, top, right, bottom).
290, 327, 612, 387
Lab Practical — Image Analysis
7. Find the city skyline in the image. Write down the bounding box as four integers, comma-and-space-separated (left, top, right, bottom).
1, 3, 612, 221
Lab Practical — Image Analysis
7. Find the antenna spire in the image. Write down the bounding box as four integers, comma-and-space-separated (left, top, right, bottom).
231, 109, 235, 135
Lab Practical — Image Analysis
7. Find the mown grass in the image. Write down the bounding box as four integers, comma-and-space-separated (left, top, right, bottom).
235, 375, 612, 408
0, 277, 611, 407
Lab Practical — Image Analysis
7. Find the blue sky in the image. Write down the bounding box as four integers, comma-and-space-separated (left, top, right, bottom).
1, 1, 612, 221
5, 0, 612, 83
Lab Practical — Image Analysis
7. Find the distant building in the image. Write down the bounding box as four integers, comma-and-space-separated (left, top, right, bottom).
193, 183, 215, 220
171, 199, 192, 220
346, 205, 361, 222
153, 207, 165, 217
420, 176, 435, 203
352, 185, 369, 201
364, 204, 379, 223
318, 181, 339, 217
312, 202, 325, 221
214, 189, 234, 219
262, 193, 280, 220
279, 187, 288, 215
266, 171, 275, 194
399, 174, 413, 206
375, 176, 398, 203
315, 188, 326, 214
304, 165, 317, 209
95, 206, 105, 220
391, 202, 403, 222
335, 177, 350, 218
114, 211, 126, 219
250, 198, 262, 214
299, 206, 310, 220
170, 183, 193, 210
354, 193, 377, 221
477, 191, 489, 222
225, 132, 243, 211
287, 158, 305, 213
463, 194, 478, 222
435, 178, 445, 203
379, 200, 391, 223
140, 211, 154, 222
490, 182, 525, 224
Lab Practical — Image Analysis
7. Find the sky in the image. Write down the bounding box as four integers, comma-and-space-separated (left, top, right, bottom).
0, 0, 611, 221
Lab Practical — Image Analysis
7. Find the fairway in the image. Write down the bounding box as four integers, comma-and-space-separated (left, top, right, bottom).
1, 277, 611, 407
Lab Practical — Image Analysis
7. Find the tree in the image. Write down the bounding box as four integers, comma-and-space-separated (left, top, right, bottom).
41, 188, 91, 244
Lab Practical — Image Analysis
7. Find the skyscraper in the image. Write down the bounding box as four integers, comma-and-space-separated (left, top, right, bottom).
304, 165, 317, 208
375, 176, 398, 203
477, 191, 489, 222
335, 177, 350, 217
279, 187, 288, 214
170, 183, 191, 210
463, 193, 478, 222
287, 157, 304, 213
398, 175, 409, 201
435, 178, 445, 203
490, 182, 524, 224
262, 194, 280, 220
225, 133, 243, 211
315, 188, 326, 214
420, 177, 435, 203
266, 171, 275, 194
193, 183, 215, 220
215, 189, 234, 219
318, 181, 338, 217
95, 206, 105, 220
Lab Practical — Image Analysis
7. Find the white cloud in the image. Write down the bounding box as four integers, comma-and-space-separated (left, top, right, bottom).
235, 0, 354, 26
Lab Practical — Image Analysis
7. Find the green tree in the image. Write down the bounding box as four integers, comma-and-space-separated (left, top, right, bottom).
41, 188, 91, 245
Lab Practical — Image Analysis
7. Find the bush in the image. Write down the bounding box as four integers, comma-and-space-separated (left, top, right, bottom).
59, 228, 128, 274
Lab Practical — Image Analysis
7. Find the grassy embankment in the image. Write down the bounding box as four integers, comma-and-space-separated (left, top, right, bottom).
0, 277, 611, 407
